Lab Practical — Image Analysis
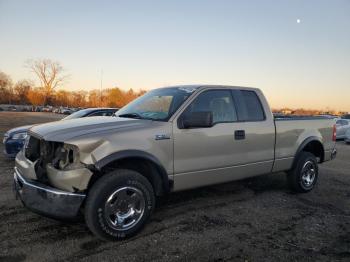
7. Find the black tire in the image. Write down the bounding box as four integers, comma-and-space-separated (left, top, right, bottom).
85, 169, 155, 241
287, 152, 319, 193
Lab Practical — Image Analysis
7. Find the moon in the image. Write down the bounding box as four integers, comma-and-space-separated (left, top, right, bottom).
297, 19, 301, 23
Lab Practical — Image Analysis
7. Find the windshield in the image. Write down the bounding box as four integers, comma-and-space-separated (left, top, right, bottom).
62, 109, 89, 120
115, 87, 198, 121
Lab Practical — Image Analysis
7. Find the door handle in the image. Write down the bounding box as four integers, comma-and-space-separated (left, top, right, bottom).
234, 130, 245, 140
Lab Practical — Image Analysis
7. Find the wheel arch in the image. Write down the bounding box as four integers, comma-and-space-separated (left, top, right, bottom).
91, 150, 171, 196
293, 136, 325, 168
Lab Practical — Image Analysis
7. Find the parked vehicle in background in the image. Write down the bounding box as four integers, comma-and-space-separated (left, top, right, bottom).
33, 106, 43, 112
3, 108, 118, 158
344, 129, 350, 144
60, 107, 80, 114
3, 125, 32, 157
7, 106, 17, 111
42, 106, 53, 112
341, 114, 350, 120
61, 108, 73, 115
56, 107, 66, 114
13, 85, 337, 241
335, 119, 350, 139
62, 107, 118, 120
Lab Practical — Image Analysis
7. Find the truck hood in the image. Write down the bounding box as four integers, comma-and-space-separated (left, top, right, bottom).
29, 116, 151, 142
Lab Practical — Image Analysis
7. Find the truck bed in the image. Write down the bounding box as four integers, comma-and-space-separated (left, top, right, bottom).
272, 116, 336, 172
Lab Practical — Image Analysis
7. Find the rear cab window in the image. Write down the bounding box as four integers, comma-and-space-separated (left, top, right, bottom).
231, 90, 266, 121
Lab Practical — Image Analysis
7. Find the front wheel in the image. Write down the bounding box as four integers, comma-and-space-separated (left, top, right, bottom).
287, 152, 319, 193
85, 169, 155, 240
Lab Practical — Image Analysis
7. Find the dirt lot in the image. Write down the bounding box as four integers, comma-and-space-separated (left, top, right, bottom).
0, 112, 349, 262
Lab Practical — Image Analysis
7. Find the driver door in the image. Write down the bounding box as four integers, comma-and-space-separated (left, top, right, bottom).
172, 88, 275, 191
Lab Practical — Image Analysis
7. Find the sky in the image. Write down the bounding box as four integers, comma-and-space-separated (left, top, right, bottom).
0, 0, 349, 111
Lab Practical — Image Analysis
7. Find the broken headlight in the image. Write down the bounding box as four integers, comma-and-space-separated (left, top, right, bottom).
52, 143, 80, 170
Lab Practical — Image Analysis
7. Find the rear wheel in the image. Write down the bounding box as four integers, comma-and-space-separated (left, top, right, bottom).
85, 169, 155, 240
287, 152, 318, 193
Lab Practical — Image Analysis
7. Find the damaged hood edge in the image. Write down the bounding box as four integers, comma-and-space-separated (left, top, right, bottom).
28, 117, 152, 142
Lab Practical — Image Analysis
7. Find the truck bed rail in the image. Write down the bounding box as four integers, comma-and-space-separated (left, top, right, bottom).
274, 115, 336, 121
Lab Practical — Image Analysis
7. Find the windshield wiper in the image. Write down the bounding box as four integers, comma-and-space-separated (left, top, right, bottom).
117, 113, 153, 120
117, 113, 143, 119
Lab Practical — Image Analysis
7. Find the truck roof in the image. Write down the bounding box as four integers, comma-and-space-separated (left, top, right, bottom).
159, 84, 259, 92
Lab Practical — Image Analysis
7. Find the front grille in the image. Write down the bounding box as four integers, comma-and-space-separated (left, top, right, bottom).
24, 135, 65, 184
25, 136, 41, 162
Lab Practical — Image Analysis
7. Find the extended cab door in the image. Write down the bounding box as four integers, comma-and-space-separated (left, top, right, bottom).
172, 87, 275, 191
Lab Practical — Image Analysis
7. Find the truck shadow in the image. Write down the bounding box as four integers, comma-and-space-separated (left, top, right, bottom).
33, 173, 288, 240
160, 172, 288, 208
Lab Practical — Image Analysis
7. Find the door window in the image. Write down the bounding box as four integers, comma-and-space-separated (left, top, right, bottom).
183, 90, 237, 124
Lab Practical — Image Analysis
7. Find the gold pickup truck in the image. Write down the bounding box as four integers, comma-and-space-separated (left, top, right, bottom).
14, 85, 337, 240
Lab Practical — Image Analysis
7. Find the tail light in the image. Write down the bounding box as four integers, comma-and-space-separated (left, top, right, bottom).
332, 124, 337, 141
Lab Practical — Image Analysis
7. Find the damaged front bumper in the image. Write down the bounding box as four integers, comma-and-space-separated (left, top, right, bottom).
14, 167, 86, 219
15, 150, 93, 192
13, 150, 91, 219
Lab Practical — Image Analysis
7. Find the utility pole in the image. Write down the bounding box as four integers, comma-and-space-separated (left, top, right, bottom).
100, 69, 103, 107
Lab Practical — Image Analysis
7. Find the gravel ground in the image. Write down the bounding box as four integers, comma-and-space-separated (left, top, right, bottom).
0, 112, 349, 262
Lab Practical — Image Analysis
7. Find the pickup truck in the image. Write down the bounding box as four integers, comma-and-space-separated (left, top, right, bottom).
13, 85, 337, 240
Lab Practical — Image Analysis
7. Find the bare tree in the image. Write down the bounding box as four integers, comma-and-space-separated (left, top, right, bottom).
26, 59, 68, 104
14, 79, 33, 104
0, 71, 13, 104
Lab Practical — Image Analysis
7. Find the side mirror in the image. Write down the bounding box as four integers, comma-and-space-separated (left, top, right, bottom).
179, 111, 213, 129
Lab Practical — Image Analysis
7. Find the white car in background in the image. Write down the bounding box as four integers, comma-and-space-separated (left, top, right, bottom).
336, 119, 350, 139
345, 129, 350, 144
